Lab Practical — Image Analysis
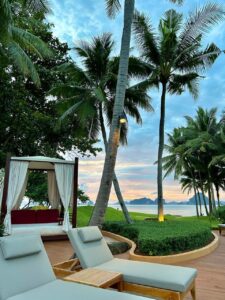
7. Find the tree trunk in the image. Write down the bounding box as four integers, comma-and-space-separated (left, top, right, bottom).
207, 182, 213, 214
215, 184, 220, 207
193, 184, 199, 217
198, 171, 209, 216
200, 186, 209, 216
197, 189, 202, 216
157, 82, 167, 222
98, 105, 133, 224
112, 174, 133, 223
89, 0, 135, 226
210, 183, 216, 211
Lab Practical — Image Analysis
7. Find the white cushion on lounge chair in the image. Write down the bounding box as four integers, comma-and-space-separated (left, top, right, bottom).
7, 279, 150, 300
95, 258, 197, 292
68, 227, 197, 293
78, 226, 103, 243
0, 235, 55, 300
68, 227, 113, 268
0, 235, 42, 259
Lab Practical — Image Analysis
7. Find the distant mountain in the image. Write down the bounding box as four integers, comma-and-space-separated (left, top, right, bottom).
184, 194, 209, 205
128, 197, 155, 205
113, 193, 213, 206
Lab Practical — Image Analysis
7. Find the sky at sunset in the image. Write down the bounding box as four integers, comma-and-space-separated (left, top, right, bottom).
48, 0, 225, 202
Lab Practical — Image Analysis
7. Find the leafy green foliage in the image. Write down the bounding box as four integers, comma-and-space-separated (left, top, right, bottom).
103, 220, 213, 255
0, 12, 99, 167
0, 1, 53, 85
214, 206, 225, 223
25, 171, 48, 207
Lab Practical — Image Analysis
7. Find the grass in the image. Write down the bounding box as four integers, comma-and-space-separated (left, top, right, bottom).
76, 206, 220, 229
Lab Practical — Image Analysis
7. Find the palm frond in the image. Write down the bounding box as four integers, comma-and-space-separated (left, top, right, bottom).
0, 0, 12, 38
7, 41, 40, 85
168, 73, 200, 99
49, 84, 88, 99
169, 0, 183, 4
59, 100, 84, 121
55, 62, 91, 85
180, 3, 225, 49
133, 10, 160, 65
11, 26, 53, 59
23, 0, 51, 13
105, 0, 121, 18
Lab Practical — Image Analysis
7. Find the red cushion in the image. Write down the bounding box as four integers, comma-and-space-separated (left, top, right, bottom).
11, 210, 36, 224
36, 209, 59, 223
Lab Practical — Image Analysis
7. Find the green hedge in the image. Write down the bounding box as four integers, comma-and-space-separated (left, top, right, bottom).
103, 220, 213, 256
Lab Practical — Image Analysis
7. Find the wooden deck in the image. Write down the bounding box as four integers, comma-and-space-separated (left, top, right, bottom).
44, 233, 225, 300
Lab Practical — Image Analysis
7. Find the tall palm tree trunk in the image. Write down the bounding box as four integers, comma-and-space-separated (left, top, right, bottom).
193, 183, 199, 217
215, 184, 220, 207
200, 186, 209, 216
157, 82, 167, 222
197, 189, 202, 216
210, 183, 216, 210
89, 0, 135, 226
207, 182, 213, 214
98, 105, 133, 224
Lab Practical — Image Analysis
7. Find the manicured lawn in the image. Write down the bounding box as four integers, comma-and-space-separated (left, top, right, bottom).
76, 206, 220, 229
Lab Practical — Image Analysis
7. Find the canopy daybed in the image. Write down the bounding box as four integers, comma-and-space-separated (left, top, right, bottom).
0, 155, 78, 240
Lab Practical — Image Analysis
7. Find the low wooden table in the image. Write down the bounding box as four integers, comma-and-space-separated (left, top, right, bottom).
64, 268, 123, 291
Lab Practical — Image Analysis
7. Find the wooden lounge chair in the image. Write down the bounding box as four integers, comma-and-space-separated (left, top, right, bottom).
68, 226, 197, 300
0, 234, 153, 300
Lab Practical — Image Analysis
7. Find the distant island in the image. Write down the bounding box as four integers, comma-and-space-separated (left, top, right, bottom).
113, 194, 225, 206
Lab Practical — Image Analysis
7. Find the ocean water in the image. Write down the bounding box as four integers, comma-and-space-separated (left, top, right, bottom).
109, 204, 208, 217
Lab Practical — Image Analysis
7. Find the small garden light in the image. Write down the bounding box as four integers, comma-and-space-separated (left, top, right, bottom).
119, 112, 127, 124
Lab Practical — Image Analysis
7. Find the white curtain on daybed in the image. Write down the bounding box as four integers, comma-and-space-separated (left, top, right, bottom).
55, 163, 73, 232
4, 161, 29, 234
47, 171, 60, 209
13, 173, 29, 210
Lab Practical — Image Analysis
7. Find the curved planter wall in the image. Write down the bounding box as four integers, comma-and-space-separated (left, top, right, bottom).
102, 230, 219, 264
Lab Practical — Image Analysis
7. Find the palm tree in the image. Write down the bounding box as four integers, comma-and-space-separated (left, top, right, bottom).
163, 107, 225, 216
89, 0, 184, 226
50, 33, 153, 224
0, 0, 52, 85
133, 5, 224, 221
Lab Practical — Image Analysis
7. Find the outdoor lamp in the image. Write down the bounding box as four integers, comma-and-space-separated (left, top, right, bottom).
119, 113, 127, 124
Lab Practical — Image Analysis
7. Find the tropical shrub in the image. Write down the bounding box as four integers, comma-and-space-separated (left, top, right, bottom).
103, 220, 213, 256
214, 206, 225, 223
